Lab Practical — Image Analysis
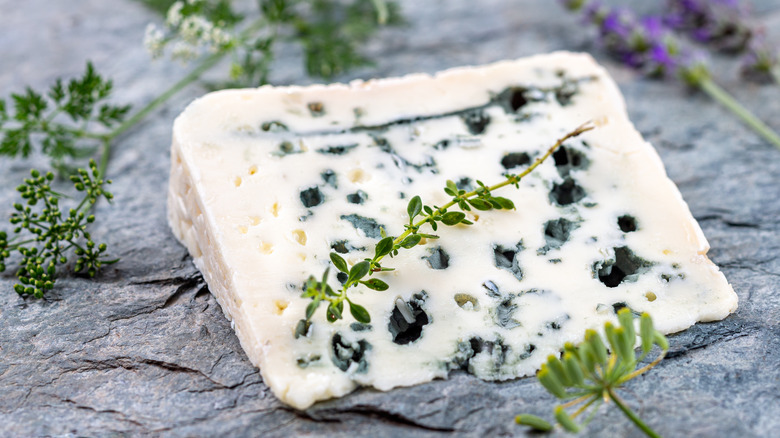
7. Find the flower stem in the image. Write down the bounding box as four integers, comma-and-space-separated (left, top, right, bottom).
620, 350, 666, 384
607, 387, 662, 438
697, 77, 780, 151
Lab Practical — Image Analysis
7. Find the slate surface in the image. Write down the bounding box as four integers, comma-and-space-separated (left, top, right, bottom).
1, 1, 779, 437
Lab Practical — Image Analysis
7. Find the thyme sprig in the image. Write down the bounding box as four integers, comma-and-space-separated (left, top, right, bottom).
0, 160, 116, 298
516, 308, 669, 437
298, 122, 595, 331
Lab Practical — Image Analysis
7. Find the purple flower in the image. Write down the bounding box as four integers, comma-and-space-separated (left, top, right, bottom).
649, 44, 676, 71
560, 0, 690, 78
601, 10, 631, 39
640, 16, 664, 40
741, 30, 779, 83
663, 0, 752, 53
559, 0, 780, 150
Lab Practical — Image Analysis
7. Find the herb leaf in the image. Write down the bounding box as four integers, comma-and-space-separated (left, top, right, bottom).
347, 260, 371, 284
306, 298, 321, 320
330, 252, 349, 273
375, 236, 394, 258
399, 234, 422, 248
441, 211, 466, 226
360, 278, 389, 291
407, 195, 422, 221
347, 300, 371, 323
0, 62, 130, 173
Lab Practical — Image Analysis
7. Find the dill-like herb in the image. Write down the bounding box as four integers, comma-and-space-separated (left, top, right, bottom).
0, 62, 130, 175
2, 1, 402, 298
516, 308, 669, 437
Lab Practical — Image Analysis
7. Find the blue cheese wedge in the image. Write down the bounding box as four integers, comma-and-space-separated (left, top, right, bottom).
167, 52, 737, 409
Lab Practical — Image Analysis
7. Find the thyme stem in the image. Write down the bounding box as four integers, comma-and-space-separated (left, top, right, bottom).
607, 387, 662, 438
376, 122, 595, 266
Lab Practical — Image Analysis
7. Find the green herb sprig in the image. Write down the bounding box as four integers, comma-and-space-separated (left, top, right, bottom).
3, 1, 398, 299
0, 160, 116, 298
144, 0, 402, 87
516, 308, 669, 437
298, 122, 595, 332
0, 62, 130, 175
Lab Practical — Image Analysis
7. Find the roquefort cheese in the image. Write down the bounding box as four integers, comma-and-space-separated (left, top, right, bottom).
167, 52, 738, 410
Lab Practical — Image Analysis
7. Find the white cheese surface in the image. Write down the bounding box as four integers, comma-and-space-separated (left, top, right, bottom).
167, 52, 737, 409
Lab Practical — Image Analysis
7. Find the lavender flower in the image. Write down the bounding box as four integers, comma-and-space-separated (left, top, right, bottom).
741, 30, 780, 84
559, 0, 780, 150
663, 0, 752, 53
560, 0, 689, 78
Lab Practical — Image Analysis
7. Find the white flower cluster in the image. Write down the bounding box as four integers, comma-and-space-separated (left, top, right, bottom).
144, 0, 236, 63
143, 23, 166, 59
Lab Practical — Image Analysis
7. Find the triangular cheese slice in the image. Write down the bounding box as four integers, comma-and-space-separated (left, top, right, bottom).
168, 52, 737, 409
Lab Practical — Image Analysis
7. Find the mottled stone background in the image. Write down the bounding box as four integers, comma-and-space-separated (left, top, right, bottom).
1, 1, 779, 436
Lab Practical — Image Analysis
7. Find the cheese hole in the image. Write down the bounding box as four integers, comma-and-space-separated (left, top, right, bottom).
270, 202, 280, 217
645, 291, 657, 302
238, 225, 248, 234
617, 215, 638, 233
388, 293, 430, 345
249, 165, 258, 175
274, 300, 289, 315
234, 176, 242, 187
259, 242, 274, 254
292, 229, 307, 246
249, 216, 261, 226
348, 168, 369, 183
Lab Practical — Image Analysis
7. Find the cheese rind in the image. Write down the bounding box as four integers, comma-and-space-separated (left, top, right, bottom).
168, 52, 737, 409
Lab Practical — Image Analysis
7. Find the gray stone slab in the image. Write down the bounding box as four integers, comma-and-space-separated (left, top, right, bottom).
1, 0, 779, 436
